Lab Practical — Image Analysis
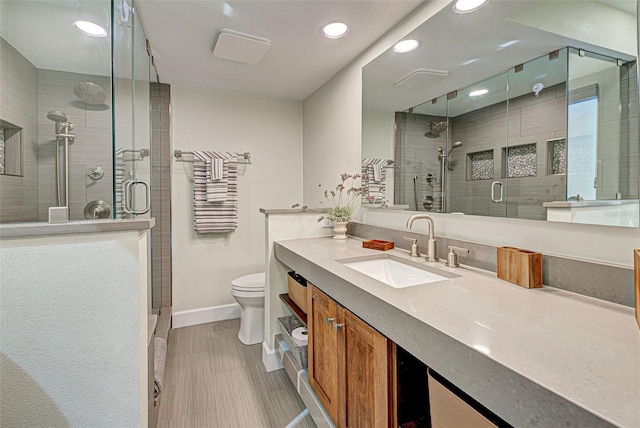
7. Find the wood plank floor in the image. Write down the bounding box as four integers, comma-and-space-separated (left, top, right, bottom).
157, 318, 316, 428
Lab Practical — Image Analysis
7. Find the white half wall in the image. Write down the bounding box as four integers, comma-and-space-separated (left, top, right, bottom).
263, 211, 332, 371
0, 230, 148, 427
171, 87, 303, 313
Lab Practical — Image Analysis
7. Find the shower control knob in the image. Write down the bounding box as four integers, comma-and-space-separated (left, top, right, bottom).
88, 167, 104, 180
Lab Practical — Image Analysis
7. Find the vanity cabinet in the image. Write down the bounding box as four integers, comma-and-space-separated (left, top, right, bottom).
308, 284, 392, 427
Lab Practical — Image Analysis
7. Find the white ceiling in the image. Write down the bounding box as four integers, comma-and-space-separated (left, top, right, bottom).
135, 0, 425, 100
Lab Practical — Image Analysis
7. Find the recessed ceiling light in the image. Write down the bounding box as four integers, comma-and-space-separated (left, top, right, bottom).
322, 22, 349, 39
393, 39, 420, 54
454, 0, 489, 14
469, 89, 489, 97
73, 20, 107, 37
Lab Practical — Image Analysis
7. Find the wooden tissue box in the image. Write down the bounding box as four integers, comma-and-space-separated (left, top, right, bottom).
362, 239, 394, 251
496, 246, 542, 289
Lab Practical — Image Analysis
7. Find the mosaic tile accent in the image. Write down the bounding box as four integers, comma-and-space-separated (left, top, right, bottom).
506, 143, 536, 178
0, 128, 5, 174
550, 139, 566, 175
469, 150, 494, 180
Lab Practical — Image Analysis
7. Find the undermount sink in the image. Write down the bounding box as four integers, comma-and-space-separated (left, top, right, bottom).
338, 254, 458, 288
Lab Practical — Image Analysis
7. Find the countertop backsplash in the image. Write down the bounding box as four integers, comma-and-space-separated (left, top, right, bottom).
348, 222, 634, 307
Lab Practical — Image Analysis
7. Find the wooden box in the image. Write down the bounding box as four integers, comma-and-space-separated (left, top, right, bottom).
362, 239, 394, 251
496, 246, 542, 289
287, 272, 308, 313
635, 250, 639, 330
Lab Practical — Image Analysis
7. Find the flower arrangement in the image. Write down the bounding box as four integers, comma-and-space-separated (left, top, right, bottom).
318, 173, 362, 223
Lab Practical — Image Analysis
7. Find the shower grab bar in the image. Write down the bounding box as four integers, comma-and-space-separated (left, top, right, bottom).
123, 179, 151, 215
491, 181, 504, 203
116, 148, 150, 162
173, 150, 252, 164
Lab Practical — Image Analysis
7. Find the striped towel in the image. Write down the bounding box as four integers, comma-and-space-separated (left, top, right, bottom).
193, 151, 230, 202
192, 151, 238, 233
154, 336, 167, 398
362, 158, 388, 205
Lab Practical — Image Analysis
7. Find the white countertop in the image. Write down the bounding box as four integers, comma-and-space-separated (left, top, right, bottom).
0, 218, 155, 238
274, 236, 639, 428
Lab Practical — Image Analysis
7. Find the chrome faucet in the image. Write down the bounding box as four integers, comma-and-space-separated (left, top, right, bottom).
406, 214, 438, 262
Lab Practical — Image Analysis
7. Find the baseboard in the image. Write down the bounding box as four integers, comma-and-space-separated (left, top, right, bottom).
172, 303, 241, 329
262, 340, 284, 372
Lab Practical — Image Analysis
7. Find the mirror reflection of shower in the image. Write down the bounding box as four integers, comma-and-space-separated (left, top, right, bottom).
438, 141, 463, 212
424, 121, 447, 138
46, 110, 75, 209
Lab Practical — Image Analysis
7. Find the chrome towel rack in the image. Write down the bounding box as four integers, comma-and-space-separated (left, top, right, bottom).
173, 150, 252, 164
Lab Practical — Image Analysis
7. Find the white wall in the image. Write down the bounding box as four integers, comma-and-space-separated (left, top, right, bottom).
0, 230, 148, 426
171, 87, 303, 313
302, 0, 640, 268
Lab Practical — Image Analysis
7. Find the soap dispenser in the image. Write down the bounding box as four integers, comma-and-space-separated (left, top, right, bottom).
403, 237, 420, 257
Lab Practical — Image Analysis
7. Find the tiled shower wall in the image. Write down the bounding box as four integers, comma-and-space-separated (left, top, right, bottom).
394, 112, 446, 212
0, 37, 39, 223
37, 70, 113, 221
150, 82, 172, 309
449, 83, 568, 220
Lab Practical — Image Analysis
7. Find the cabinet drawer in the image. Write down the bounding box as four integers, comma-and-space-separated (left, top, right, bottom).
428, 372, 497, 428
287, 272, 308, 313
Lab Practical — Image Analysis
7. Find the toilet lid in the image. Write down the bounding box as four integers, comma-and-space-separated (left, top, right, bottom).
232, 284, 265, 292
232, 272, 265, 292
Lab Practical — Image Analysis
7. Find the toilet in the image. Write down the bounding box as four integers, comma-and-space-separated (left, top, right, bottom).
231, 272, 266, 345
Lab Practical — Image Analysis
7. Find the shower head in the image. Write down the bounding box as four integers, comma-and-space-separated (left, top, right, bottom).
447, 141, 463, 156
74, 82, 106, 105
424, 121, 448, 138
47, 110, 68, 122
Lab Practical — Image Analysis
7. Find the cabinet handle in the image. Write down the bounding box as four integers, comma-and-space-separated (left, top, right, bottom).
332, 322, 344, 332
325, 317, 335, 325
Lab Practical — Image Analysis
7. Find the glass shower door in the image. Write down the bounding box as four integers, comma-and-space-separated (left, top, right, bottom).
112, 0, 151, 218
446, 72, 509, 217
505, 49, 568, 220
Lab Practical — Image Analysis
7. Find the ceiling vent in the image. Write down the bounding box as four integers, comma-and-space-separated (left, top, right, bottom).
212, 29, 271, 65
395, 69, 449, 89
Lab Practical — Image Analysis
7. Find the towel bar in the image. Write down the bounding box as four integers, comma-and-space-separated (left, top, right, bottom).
174, 150, 251, 164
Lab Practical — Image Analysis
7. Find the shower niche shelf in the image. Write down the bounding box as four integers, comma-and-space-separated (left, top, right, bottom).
502, 143, 537, 178
0, 119, 23, 176
466, 149, 494, 181
547, 138, 566, 175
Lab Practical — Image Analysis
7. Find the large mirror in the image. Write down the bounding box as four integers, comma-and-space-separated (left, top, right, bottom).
362, 0, 639, 228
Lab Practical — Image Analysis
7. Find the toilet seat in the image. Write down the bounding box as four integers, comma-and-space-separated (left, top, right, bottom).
231, 272, 265, 292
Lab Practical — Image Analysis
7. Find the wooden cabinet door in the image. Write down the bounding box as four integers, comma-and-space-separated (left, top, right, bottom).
308, 285, 339, 424
337, 306, 391, 428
